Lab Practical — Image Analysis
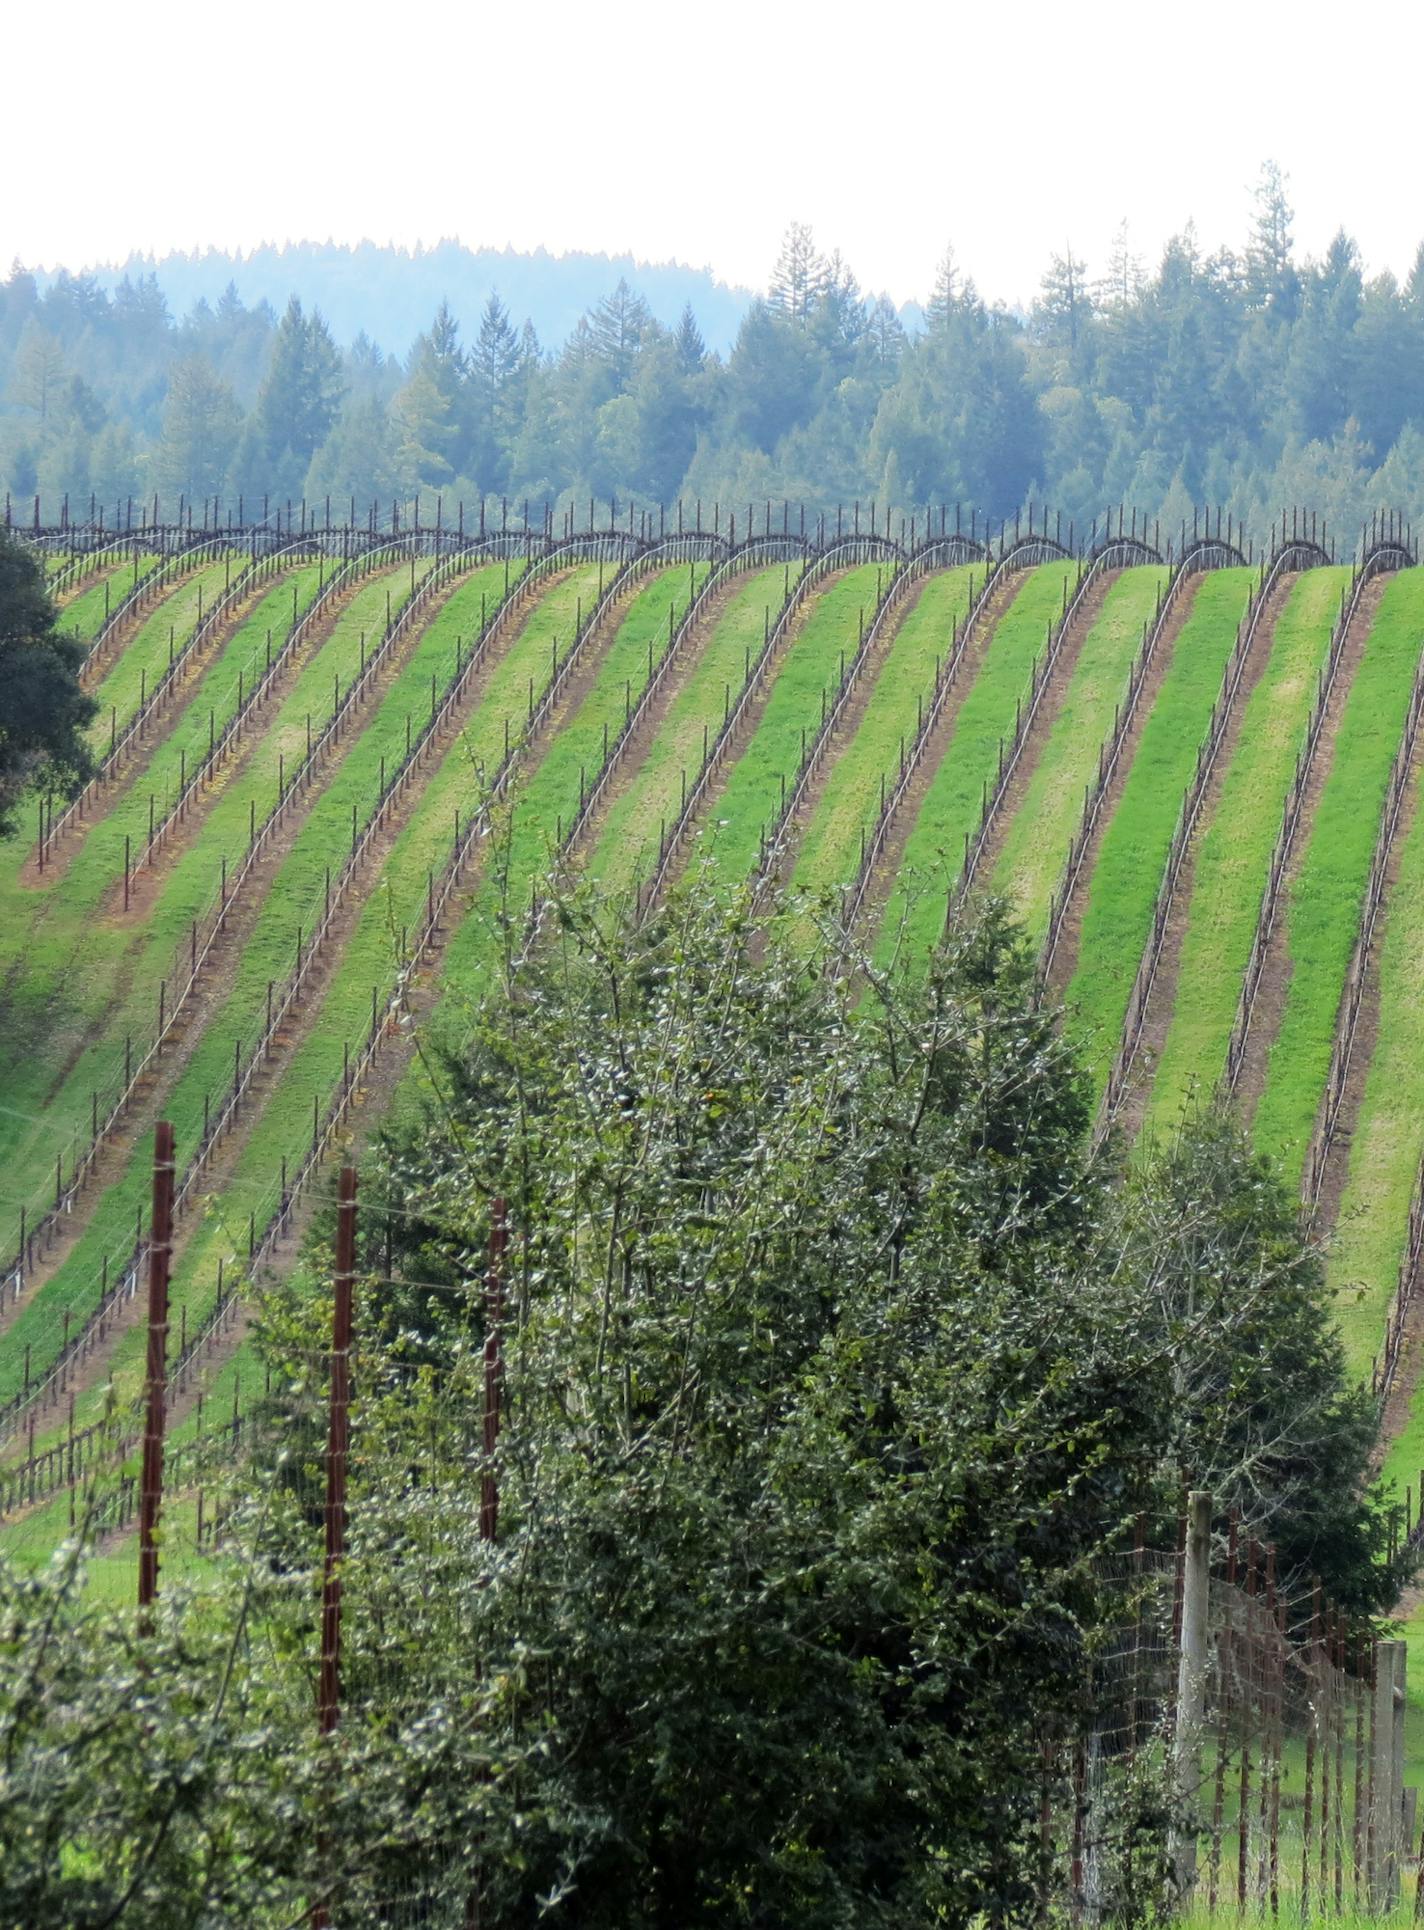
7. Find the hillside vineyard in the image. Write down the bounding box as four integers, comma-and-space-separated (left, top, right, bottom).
2, 496, 1421, 1537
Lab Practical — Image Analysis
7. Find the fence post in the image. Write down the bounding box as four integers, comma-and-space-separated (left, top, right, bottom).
1370, 1639, 1399, 1909
481, 1198, 508, 1544
1172, 1491, 1212, 1900
1390, 1640, 1409, 1909
137, 1122, 176, 1615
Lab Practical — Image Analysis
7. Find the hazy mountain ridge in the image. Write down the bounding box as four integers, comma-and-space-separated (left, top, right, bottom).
41, 240, 761, 360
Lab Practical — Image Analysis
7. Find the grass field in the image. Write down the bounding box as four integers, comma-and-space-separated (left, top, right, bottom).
584, 562, 801, 895
1252, 570, 1424, 1180
0, 566, 411, 1226
990, 567, 1168, 941
83, 559, 237, 751
0, 561, 500, 1411
873, 561, 1075, 971
1062, 568, 1254, 1097
432, 562, 711, 1037
59, 555, 161, 644
29, 564, 697, 1446
1326, 748, 1424, 1380
1139, 568, 1348, 1142
789, 565, 978, 908
691, 565, 886, 890
0, 565, 325, 961
14, 544, 1424, 1673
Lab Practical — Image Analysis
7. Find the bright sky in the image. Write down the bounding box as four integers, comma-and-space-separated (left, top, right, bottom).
8, 0, 1424, 309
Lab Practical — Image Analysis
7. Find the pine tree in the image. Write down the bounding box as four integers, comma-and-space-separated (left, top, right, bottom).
674, 303, 706, 375
469, 292, 521, 491
1036, 248, 1091, 352
393, 303, 469, 486
7, 321, 67, 424
587, 280, 652, 390
1100, 219, 1143, 310
768, 222, 826, 326
154, 355, 239, 503
925, 246, 978, 332
1246, 160, 1297, 317
255, 298, 345, 486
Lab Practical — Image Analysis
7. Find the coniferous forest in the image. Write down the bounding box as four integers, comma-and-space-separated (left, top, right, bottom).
7, 167, 1424, 536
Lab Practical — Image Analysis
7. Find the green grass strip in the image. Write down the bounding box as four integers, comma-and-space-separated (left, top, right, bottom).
0, 566, 409, 1155
0, 563, 485, 1408
585, 563, 800, 897
0, 574, 337, 1228
991, 568, 1168, 944
84, 561, 237, 752
19, 564, 593, 1433
59, 556, 161, 645
1063, 569, 1255, 1097
0, 568, 327, 976
696, 564, 886, 892
791, 566, 978, 904
1139, 569, 1349, 1142
1252, 569, 1424, 1180
1331, 745, 1424, 1384
873, 562, 1076, 971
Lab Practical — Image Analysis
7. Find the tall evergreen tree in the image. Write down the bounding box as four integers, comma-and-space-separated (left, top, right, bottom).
768, 221, 826, 326
673, 302, 706, 375
254, 297, 345, 489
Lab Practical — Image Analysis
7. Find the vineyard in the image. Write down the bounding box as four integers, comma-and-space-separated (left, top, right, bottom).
8, 499, 1424, 1885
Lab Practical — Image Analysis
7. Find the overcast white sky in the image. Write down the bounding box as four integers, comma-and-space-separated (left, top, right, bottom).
7, 0, 1423, 309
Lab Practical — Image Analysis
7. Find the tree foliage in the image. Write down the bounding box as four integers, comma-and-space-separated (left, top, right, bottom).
0, 882, 1406, 1922
0, 530, 96, 834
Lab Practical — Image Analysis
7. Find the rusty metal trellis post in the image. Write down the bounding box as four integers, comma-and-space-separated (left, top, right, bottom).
481, 1198, 508, 1545
137, 1121, 176, 1614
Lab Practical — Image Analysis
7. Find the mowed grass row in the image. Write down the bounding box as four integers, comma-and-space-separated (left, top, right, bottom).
790, 565, 978, 904
991, 568, 1169, 943
693, 565, 886, 893
0, 566, 421, 1168
59, 555, 162, 644
36, 563, 646, 1443
1139, 569, 1348, 1141
0, 567, 326, 971
0, 572, 350, 1243
585, 562, 802, 897
1062, 568, 1255, 1098
84, 559, 238, 752
1329, 748, 1424, 1382
1252, 569, 1424, 1180
434, 563, 714, 1024
873, 562, 1076, 972
0, 563, 521, 1411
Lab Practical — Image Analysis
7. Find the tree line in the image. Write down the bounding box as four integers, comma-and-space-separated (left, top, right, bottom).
5, 166, 1424, 541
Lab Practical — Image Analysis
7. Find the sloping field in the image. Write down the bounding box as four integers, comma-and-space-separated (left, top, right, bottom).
1329, 757, 1424, 1378
13, 524, 1424, 1599
0, 558, 471, 1411
584, 562, 798, 896
692, 564, 885, 891
1251, 571, 1424, 1179
1059, 569, 1254, 1096
989, 568, 1167, 940
84, 560, 237, 752
873, 561, 1075, 970
1137, 568, 1349, 1138
0, 564, 412, 1255
788, 565, 978, 909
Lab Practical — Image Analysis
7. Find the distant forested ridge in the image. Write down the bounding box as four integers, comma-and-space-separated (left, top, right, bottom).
6, 169, 1424, 539
62, 239, 758, 368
